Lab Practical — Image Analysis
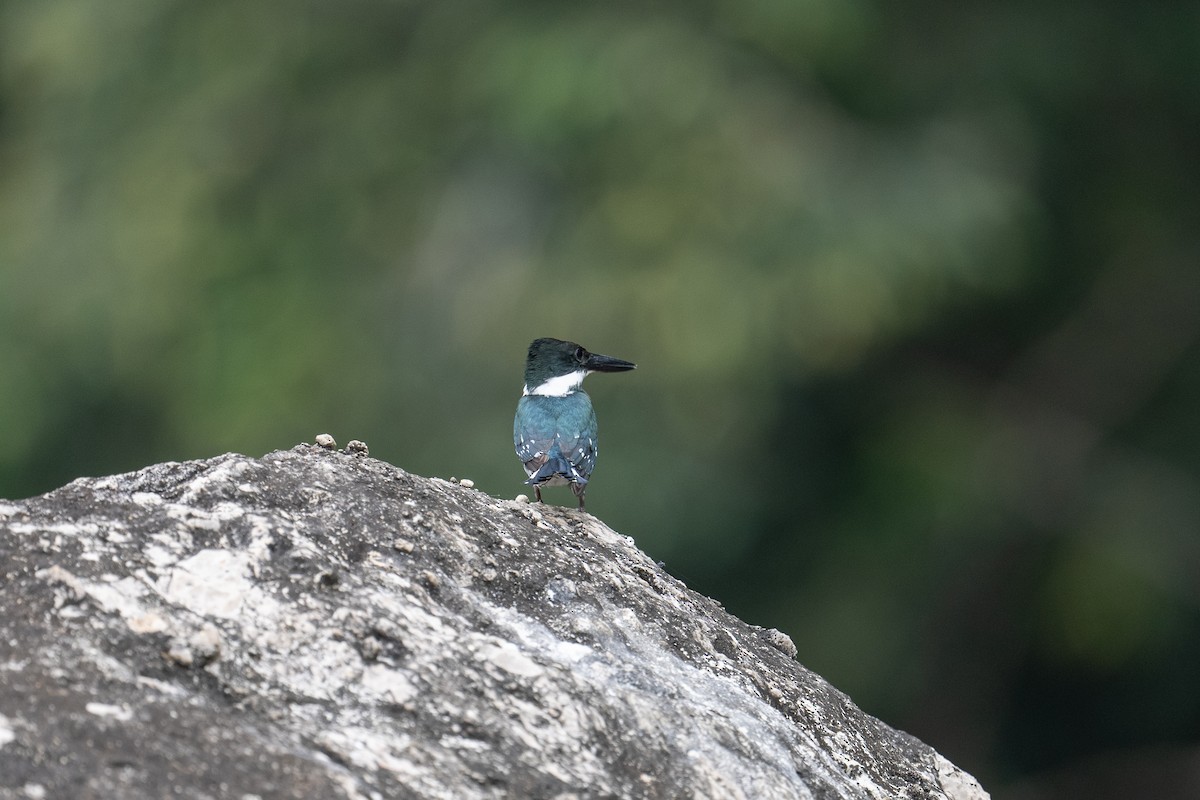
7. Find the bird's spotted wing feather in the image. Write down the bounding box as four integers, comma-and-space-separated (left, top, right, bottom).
561, 425, 597, 482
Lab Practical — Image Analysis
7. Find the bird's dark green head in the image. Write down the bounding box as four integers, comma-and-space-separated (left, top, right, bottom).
523, 338, 636, 396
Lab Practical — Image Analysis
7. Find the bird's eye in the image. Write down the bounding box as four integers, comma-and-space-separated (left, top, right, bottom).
575, 347, 587, 362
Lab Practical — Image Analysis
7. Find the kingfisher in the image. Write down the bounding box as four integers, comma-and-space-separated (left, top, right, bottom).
514, 337, 636, 511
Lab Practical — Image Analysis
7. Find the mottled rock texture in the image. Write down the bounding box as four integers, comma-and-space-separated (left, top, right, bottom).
0, 445, 989, 800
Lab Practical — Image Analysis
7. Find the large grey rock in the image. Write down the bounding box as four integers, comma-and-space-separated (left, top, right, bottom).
0, 445, 988, 799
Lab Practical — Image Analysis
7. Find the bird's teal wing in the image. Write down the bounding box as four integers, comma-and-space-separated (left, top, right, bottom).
514, 396, 554, 474
556, 400, 597, 483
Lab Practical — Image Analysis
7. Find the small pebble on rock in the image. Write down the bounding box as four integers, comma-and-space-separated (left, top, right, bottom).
346, 440, 369, 455
360, 635, 383, 661
515, 494, 529, 504
765, 628, 798, 659
166, 643, 194, 667
190, 623, 223, 662
315, 434, 337, 449
458, 478, 475, 489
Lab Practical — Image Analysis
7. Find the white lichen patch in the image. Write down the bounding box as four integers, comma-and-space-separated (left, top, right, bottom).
936, 754, 991, 800
0, 714, 14, 748
177, 457, 253, 504
84, 576, 149, 614
9, 521, 100, 539
261, 637, 364, 702
360, 664, 418, 704
480, 640, 544, 679
314, 726, 423, 778
135, 675, 187, 697
85, 702, 133, 722
143, 544, 178, 569
161, 549, 252, 618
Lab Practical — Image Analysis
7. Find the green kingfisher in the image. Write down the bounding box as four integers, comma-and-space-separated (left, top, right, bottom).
514, 337, 636, 510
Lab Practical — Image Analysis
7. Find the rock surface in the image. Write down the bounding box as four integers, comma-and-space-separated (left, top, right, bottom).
0, 445, 989, 799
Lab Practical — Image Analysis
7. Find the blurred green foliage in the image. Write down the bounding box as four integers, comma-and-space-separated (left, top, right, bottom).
2, 2, 1198, 796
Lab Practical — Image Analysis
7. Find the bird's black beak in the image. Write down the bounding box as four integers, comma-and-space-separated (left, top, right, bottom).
584, 352, 637, 373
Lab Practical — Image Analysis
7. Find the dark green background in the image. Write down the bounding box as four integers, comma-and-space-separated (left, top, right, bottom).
3, 2, 1198, 797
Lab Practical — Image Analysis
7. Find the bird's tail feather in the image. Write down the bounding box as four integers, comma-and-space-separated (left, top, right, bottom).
524, 449, 588, 487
